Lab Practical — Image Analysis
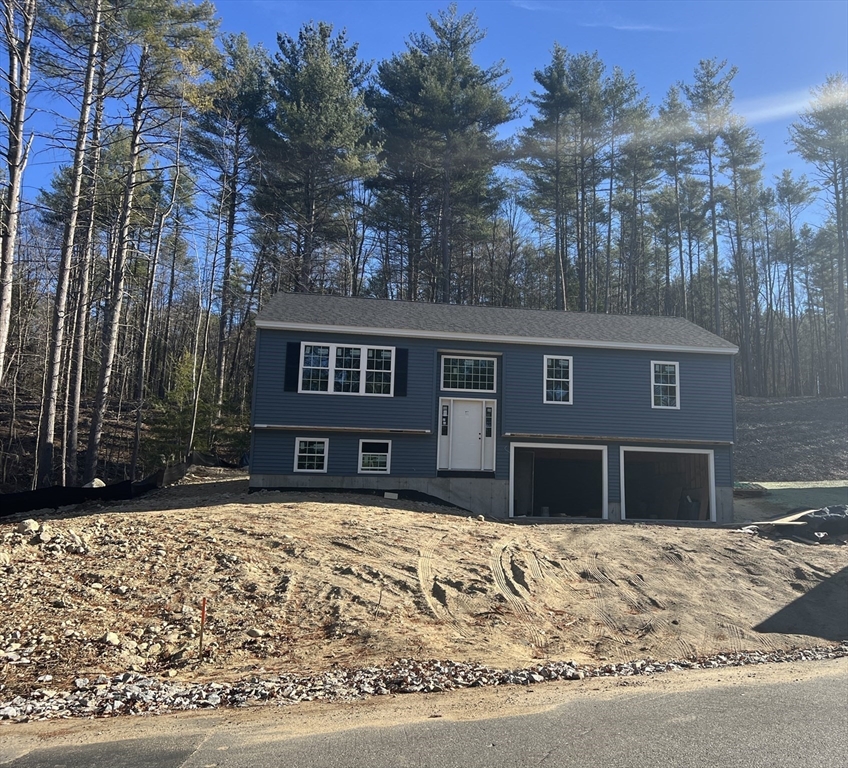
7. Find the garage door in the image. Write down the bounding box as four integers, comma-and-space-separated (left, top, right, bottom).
621, 448, 715, 522
511, 444, 608, 519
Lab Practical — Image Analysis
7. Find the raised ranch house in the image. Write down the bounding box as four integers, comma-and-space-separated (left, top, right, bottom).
250, 293, 738, 523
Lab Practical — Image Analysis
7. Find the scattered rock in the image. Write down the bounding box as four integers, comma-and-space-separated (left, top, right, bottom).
17, 520, 40, 535
1, 644, 846, 722
246, 628, 266, 638
103, 632, 121, 647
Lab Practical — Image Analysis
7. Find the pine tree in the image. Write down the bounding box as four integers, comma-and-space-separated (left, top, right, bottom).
519, 43, 575, 310
0, 0, 36, 387
790, 74, 848, 394
254, 21, 374, 293
188, 32, 269, 418
683, 58, 737, 335
371, 4, 515, 303
83, 0, 218, 483
656, 85, 695, 318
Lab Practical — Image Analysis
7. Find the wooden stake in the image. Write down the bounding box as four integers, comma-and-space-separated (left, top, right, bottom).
198, 597, 207, 660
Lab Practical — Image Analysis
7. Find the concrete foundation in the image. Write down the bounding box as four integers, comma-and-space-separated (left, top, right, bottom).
250, 474, 510, 518
249, 475, 732, 524
716, 486, 734, 524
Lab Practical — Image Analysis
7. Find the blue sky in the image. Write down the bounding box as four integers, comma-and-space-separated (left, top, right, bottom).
20, 0, 848, 206
215, 0, 847, 185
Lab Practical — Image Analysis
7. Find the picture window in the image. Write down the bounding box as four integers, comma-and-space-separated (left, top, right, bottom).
299, 344, 394, 396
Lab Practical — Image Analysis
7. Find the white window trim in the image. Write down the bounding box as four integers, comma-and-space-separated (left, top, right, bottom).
651, 360, 680, 410
293, 437, 329, 473
508, 442, 608, 519
298, 343, 395, 397
619, 446, 716, 522
358, 439, 392, 474
440, 355, 498, 393
543, 355, 573, 405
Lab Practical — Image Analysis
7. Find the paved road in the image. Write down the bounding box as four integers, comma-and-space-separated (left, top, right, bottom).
4, 672, 847, 768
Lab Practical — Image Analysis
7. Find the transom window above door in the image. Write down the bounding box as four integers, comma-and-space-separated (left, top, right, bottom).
441, 356, 496, 392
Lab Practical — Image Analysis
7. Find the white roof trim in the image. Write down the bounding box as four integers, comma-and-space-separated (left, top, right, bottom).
255, 319, 739, 355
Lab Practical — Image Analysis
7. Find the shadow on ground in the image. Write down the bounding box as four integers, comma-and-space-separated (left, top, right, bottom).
754, 565, 848, 642
733, 485, 848, 524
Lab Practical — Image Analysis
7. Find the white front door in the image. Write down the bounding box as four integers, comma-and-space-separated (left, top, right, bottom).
438, 398, 496, 472
450, 399, 484, 469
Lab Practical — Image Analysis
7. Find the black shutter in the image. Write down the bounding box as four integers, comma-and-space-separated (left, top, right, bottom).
284, 342, 301, 392
394, 348, 408, 397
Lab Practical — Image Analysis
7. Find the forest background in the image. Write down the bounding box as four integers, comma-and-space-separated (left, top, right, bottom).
0, 0, 846, 491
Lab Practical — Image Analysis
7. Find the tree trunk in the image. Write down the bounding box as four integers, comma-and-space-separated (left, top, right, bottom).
215, 134, 240, 419
83, 47, 149, 484
440, 152, 452, 304
36, 0, 102, 487
706, 145, 721, 335
833, 165, 847, 394
0, 0, 36, 387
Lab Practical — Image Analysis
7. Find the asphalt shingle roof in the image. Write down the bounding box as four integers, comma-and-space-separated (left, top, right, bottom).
256, 293, 738, 354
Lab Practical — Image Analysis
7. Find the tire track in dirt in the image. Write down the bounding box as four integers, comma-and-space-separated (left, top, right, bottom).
674, 636, 697, 659
710, 619, 746, 653
416, 534, 465, 636
489, 538, 547, 651
580, 554, 633, 660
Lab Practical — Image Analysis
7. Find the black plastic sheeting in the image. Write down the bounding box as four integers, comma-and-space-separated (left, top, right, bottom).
801, 505, 848, 538
0, 452, 237, 518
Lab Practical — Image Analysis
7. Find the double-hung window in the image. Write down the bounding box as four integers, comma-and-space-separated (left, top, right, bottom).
544, 356, 573, 404
652, 361, 680, 409
299, 344, 394, 396
294, 438, 328, 472
441, 356, 496, 392
358, 440, 391, 473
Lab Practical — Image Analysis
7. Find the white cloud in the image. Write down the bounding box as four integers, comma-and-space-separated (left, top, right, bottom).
579, 21, 678, 32
736, 90, 813, 125
510, 0, 556, 10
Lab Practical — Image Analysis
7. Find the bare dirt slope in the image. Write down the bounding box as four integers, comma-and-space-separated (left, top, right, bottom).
735, 396, 847, 481
2, 467, 846, 698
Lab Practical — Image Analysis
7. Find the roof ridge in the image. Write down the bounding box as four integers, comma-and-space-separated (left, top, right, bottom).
257, 292, 738, 353
272, 292, 699, 324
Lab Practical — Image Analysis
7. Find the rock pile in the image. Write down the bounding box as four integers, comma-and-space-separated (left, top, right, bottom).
2, 644, 846, 723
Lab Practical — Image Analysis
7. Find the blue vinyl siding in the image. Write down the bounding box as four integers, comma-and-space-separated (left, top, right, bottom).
251, 328, 734, 487
501, 346, 734, 443
252, 430, 437, 477
609, 446, 620, 501
254, 329, 435, 431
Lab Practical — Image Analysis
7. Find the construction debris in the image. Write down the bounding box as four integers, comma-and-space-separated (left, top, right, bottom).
743, 505, 848, 543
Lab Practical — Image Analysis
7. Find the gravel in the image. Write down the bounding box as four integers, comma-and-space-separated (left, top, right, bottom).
2, 645, 847, 723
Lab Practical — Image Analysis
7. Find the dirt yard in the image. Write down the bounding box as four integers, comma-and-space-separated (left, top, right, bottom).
735, 396, 847, 481
2, 467, 846, 700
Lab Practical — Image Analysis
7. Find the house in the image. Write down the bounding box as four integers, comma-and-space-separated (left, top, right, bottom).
250, 293, 738, 523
